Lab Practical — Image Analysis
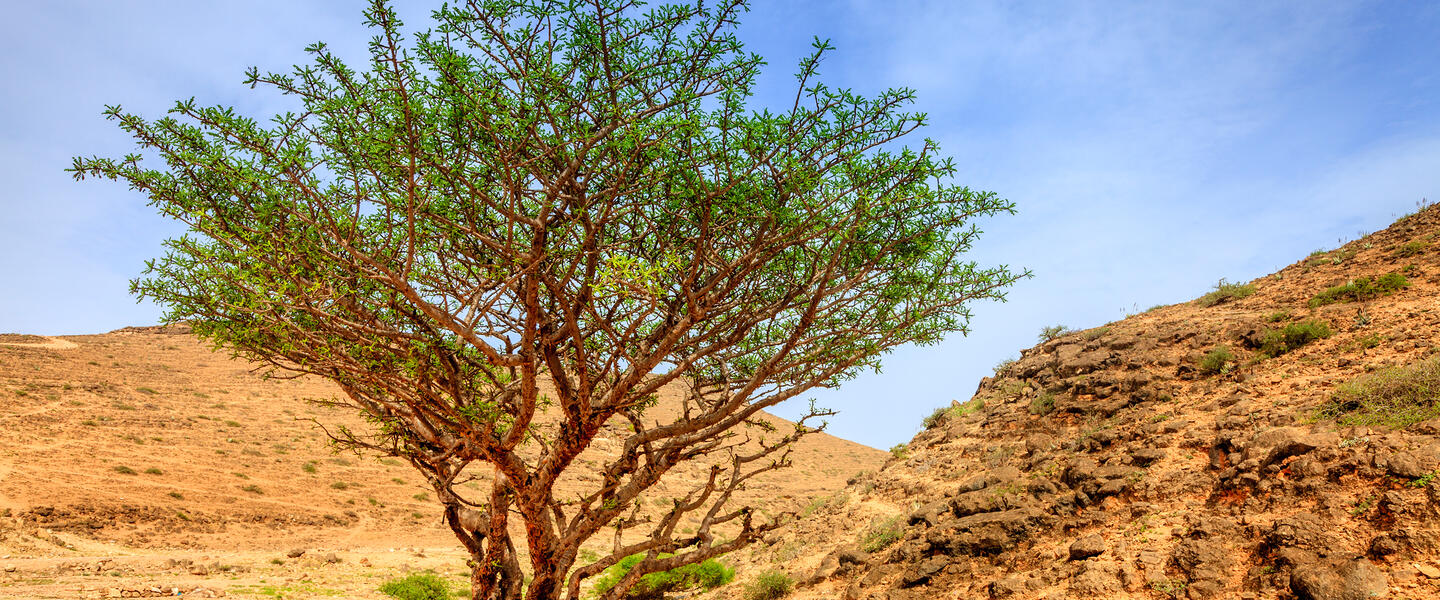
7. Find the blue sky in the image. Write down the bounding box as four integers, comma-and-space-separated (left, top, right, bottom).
3, 1, 1438, 449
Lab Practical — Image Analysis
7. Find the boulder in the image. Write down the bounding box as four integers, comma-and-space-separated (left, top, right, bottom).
1291, 558, 1387, 600
1069, 535, 1105, 560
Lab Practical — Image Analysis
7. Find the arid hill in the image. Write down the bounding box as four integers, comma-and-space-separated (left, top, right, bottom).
0, 326, 884, 598
724, 203, 1440, 600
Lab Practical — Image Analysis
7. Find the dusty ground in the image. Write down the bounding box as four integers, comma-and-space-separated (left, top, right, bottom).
0, 329, 884, 598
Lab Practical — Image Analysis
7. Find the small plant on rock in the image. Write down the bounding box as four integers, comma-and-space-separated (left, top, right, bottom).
743, 571, 793, 600
1028, 392, 1056, 416
1195, 279, 1255, 308
1394, 241, 1428, 258
1315, 356, 1440, 429
860, 515, 906, 552
1198, 346, 1235, 375
1308, 273, 1410, 307
1258, 319, 1332, 358
1038, 325, 1071, 342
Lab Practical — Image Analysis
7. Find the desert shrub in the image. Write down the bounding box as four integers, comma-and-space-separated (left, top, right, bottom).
921, 407, 950, 430
113, 466, 137, 475
743, 571, 793, 600
923, 396, 987, 429
379, 572, 453, 600
1394, 241, 1428, 258
888, 444, 908, 460
1194, 279, 1255, 307
1258, 320, 1331, 358
1266, 309, 1291, 323
591, 553, 734, 598
143, 467, 164, 475
800, 492, 847, 517
1308, 273, 1409, 307
1028, 392, 1055, 416
1083, 327, 1111, 341
1314, 357, 1440, 429
993, 357, 1016, 376
860, 515, 906, 552
1198, 346, 1235, 375
1037, 325, 1070, 342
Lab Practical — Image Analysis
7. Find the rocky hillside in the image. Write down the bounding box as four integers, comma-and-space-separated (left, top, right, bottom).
727, 203, 1440, 600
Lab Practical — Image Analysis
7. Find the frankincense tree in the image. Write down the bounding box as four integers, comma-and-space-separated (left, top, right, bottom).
72, 1, 1025, 598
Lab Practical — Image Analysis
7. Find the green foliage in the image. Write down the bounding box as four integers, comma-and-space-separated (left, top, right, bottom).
1028, 392, 1055, 416
1308, 273, 1410, 307
1082, 327, 1110, 341
1394, 241, 1428, 258
113, 465, 136, 475
1258, 320, 1331, 358
743, 571, 794, 600
860, 515, 906, 552
1408, 470, 1439, 489
590, 553, 734, 598
1038, 325, 1071, 343
992, 357, 1016, 376
1266, 309, 1291, 323
144, 467, 164, 475
1194, 279, 1255, 308
922, 398, 985, 429
71, 2, 1026, 595
379, 572, 454, 600
1198, 346, 1235, 375
921, 406, 950, 430
800, 492, 847, 517
888, 444, 908, 460
1315, 357, 1440, 429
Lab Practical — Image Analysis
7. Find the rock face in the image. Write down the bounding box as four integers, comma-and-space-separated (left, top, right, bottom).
755, 203, 1440, 600
1291, 559, 1388, 600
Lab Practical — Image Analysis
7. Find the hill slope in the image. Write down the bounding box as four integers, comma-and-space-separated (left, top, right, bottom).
0, 328, 883, 598
732, 204, 1440, 600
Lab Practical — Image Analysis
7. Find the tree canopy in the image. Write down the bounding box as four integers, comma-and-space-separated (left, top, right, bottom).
72, 1, 1025, 598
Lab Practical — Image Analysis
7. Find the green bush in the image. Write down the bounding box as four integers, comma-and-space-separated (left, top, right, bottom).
921, 407, 950, 430
743, 571, 794, 600
1195, 279, 1255, 307
379, 572, 453, 600
1198, 346, 1235, 375
1394, 241, 1428, 258
1037, 325, 1071, 342
1315, 357, 1440, 429
1258, 320, 1331, 358
860, 515, 905, 552
1308, 273, 1409, 307
888, 444, 908, 460
1028, 392, 1055, 416
591, 553, 734, 598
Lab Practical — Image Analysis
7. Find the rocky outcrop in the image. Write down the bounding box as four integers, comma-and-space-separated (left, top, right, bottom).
751, 203, 1440, 600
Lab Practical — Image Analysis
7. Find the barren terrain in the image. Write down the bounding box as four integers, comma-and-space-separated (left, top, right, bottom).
0, 328, 884, 598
